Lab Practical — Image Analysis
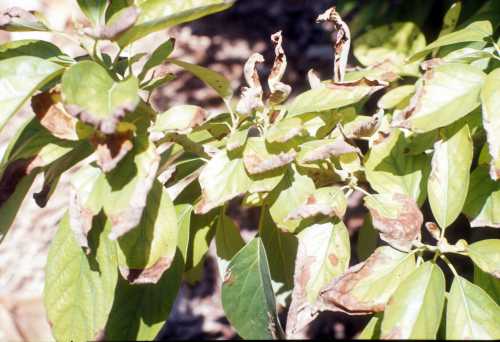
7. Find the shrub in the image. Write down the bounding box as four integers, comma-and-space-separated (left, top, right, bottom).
0, 0, 499, 340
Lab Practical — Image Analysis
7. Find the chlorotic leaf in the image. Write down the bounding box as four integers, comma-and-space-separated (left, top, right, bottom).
243, 137, 296, 175
468, 239, 500, 278
286, 186, 347, 220
481, 68, 500, 180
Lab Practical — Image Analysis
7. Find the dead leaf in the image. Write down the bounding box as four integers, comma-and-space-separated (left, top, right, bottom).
92, 132, 134, 173
268, 31, 291, 105
317, 7, 351, 82
243, 149, 296, 174
120, 256, 173, 284
346, 110, 383, 139
301, 138, 359, 163
236, 53, 265, 115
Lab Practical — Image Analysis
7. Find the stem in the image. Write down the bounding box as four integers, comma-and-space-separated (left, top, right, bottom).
224, 99, 238, 132
440, 254, 459, 277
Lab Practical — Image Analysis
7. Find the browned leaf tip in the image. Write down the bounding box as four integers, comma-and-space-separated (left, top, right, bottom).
120, 256, 173, 284
92, 132, 134, 173
85, 6, 139, 40
268, 31, 291, 105
302, 138, 359, 163
243, 149, 296, 174
425, 222, 441, 241
236, 53, 265, 115
367, 193, 423, 252
346, 110, 383, 139
31, 91, 79, 141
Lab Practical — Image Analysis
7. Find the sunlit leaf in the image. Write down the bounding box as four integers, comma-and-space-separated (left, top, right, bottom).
0, 7, 49, 32
151, 105, 209, 135
243, 137, 296, 174
286, 186, 347, 220
481, 68, 500, 180
468, 239, 500, 278
77, 0, 108, 26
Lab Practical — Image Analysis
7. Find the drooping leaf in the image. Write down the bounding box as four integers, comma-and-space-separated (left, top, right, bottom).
267, 31, 291, 104
463, 165, 500, 228
410, 20, 493, 61
381, 262, 446, 339
364, 192, 423, 251
468, 239, 500, 278
364, 128, 430, 205
287, 220, 350, 337
44, 214, 118, 342
319, 246, 415, 314
0, 56, 62, 129
428, 123, 473, 229
243, 137, 296, 175
62, 61, 140, 134
139, 38, 175, 80
288, 78, 386, 117
286, 186, 347, 221
77, 0, 108, 26
195, 150, 251, 214
151, 105, 209, 135
0, 7, 49, 32
268, 165, 316, 233
221, 238, 285, 339
116, 181, 178, 284
116, 0, 235, 47
481, 68, 500, 180
394, 63, 485, 133
446, 275, 500, 339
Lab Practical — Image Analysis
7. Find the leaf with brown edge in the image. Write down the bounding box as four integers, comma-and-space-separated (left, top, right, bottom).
150, 105, 209, 135
318, 246, 416, 314
0, 7, 48, 32
266, 117, 307, 144
236, 53, 264, 116
297, 137, 359, 164
286, 186, 347, 221
268, 31, 291, 105
103, 137, 160, 240
85, 6, 139, 40
31, 90, 79, 141
364, 193, 423, 252
316, 7, 350, 82
92, 131, 134, 173
243, 137, 296, 175
286, 219, 350, 338
344, 110, 383, 139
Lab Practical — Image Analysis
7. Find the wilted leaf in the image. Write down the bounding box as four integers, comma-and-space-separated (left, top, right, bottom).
446, 275, 500, 339
410, 20, 493, 61
0, 7, 48, 31
139, 38, 175, 80
268, 31, 291, 104
364, 128, 430, 205
62, 61, 140, 134
481, 68, 500, 180
319, 246, 415, 314
381, 262, 446, 339
44, 214, 118, 342
463, 165, 500, 228
297, 138, 359, 164
195, 150, 251, 214
365, 193, 423, 251
151, 105, 209, 135
268, 165, 315, 233
221, 238, 285, 339
0, 56, 62, 129
116, 181, 177, 284
377, 85, 415, 110
468, 239, 500, 278
287, 220, 349, 337
288, 78, 386, 117
243, 137, 296, 175
236, 53, 264, 115
286, 186, 347, 220
93, 131, 134, 172
428, 123, 473, 229
394, 63, 485, 133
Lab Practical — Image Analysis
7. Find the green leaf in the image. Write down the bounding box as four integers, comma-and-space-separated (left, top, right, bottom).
288, 78, 386, 117
116, 181, 178, 284
61, 61, 139, 134
0, 56, 62, 129
116, 0, 235, 47
139, 38, 175, 80
364, 192, 423, 251
105, 202, 190, 340
227, 129, 248, 152
428, 123, 473, 229
221, 238, 285, 339
44, 214, 118, 342
353, 22, 425, 75
410, 20, 493, 61
185, 210, 217, 272
195, 150, 251, 214
358, 314, 382, 339
394, 63, 485, 133
168, 58, 232, 99
151, 105, 209, 135
0, 7, 49, 32
474, 265, 500, 305
481, 68, 500, 180
0, 39, 64, 61
437, 2, 462, 38
377, 85, 415, 110
468, 239, 500, 278
381, 262, 446, 339
215, 212, 245, 276
364, 128, 430, 205
286, 186, 347, 220
356, 215, 379, 261
319, 246, 416, 314
77, 0, 108, 26
446, 275, 500, 339
243, 137, 296, 175
268, 165, 315, 233
463, 165, 500, 228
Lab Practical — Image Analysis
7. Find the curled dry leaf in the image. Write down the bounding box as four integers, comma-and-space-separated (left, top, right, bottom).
346, 109, 383, 139
92, 132, 134, 173
0, 7, 47, 31
236, 53, 264, 116
31, 90, 79, 140
301, 138, 359, 163
268, 31, 291, 105
317, 7, 351, 82
307, 69, 322, 89
85, 6, 139, 40
365, 193, 423, 251
120, 256, 173, 284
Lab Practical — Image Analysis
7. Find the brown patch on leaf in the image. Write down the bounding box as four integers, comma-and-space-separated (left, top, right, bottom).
31, 91, 79, 140
302, 138, 359, 163
286, 195, 344, 221
316, 7, 350, 82
268, 31, 291, 105
326, 77, 387, 91
92, 132, 133, 173
84, 6, 139, 40
367, 193, 423, 251
120, 256, 173, 284
236, 53, 265, 115
329, 254, 339, 266
346, 110, 383, 139
0, 159, 32, 207
0, 7, 45, 31
243, 149, 296, 174
425, 222, 441, 241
